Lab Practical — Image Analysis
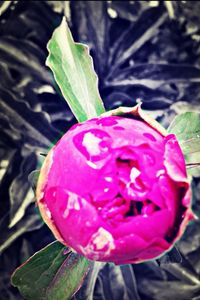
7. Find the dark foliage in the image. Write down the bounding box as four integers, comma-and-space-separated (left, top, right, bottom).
0, 1, 199, 299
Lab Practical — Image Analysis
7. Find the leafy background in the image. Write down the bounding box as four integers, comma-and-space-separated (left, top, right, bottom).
0, 1, 200, 299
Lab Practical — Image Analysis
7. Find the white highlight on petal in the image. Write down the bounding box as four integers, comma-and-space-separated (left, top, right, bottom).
44, 203, 52, 219
81, 227, 115, 260
39, 191, 44, 200
87, 160, 98, 169
63, 192, 80, 218
156, 169, 165, 178
46, 209, 52, 219
82, 132, 101, 156
63, 208, 69, 218
92, 227, 114, 250
130, 167, 141, 182
105, 176, 112, 182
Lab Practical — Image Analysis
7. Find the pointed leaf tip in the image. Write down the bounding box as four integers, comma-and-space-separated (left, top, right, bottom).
46, 18, 105, 122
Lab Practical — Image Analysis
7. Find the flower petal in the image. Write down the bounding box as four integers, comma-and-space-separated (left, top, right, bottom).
112, 209, 173, 242
164, 134, 187, 182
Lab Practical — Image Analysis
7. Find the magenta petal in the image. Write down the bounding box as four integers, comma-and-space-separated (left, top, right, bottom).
125, 237, 170, 264
37, 114, 192, 264
147, 182, 166, 209
46, 187, 104, 250
111, 234, 149, 262
158, 174, 178, 221
113, 237, 170, 264
164, 134, 187, 182
112, 209, 173, 241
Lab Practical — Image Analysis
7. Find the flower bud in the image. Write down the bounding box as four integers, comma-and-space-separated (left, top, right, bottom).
36, 106, 194, 264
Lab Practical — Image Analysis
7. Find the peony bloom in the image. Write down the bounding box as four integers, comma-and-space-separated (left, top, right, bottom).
36, 106, 194, 264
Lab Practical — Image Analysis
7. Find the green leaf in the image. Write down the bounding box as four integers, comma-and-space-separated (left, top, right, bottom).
167, 112, 200, 176
46, 17, 105, 122
11, 241, 92, 300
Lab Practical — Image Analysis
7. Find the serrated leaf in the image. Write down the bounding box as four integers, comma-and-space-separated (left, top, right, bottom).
9, 153, 37, 228
70, 1, 109, 77
108, 6, 167, 73
0, 89, 59, 150
0, 204, 42, 254
73, 262, 105, 300
138, 279, 200, 300
28, 169, 40, 194
92, 263, 141, 300
11, 241, 92, 300
109, 63, 200, 82
156, 246, 182, 265
167, 112, 200, 176
46, 17, 105, 122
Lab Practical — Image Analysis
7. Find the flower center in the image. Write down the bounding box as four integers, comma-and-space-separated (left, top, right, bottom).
92, 154, 161, 226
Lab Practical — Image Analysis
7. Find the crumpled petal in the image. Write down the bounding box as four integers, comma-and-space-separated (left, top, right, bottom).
36, 113, 193, 264
164, 134, 188, 182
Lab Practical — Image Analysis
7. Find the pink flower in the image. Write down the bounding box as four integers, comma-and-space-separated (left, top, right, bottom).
36, 106, 194, 264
